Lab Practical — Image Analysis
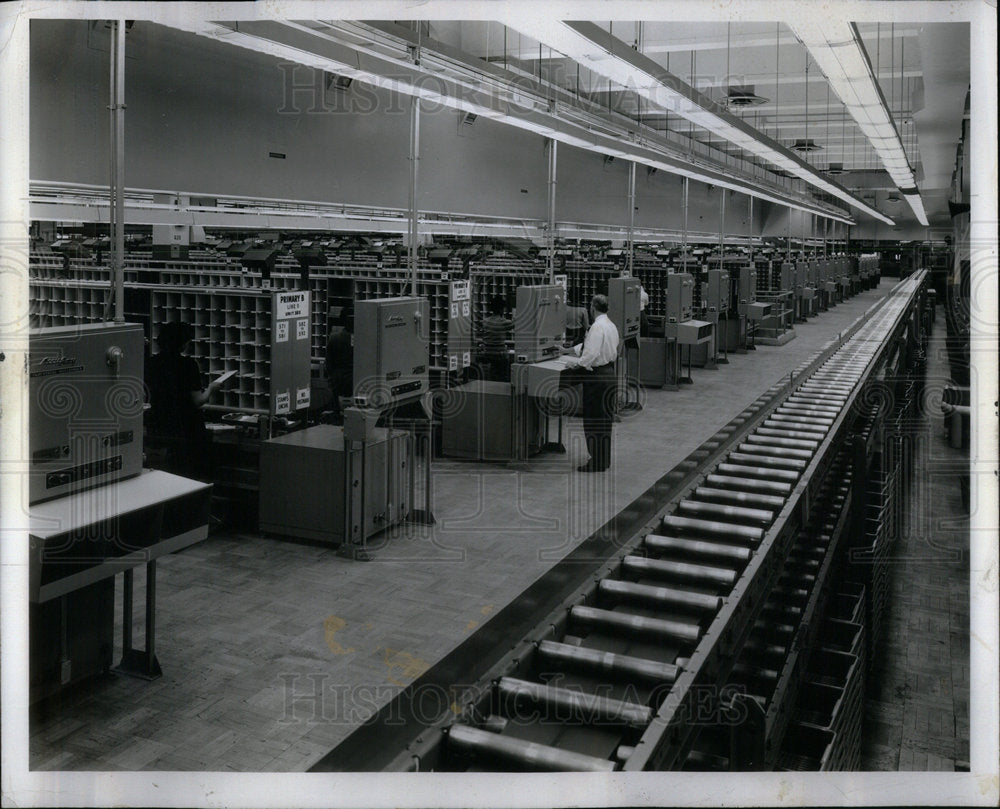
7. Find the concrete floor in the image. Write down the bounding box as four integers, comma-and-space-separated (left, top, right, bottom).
28, 281, 965, 772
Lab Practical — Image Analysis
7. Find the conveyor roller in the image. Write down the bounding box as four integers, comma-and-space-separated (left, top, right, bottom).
727, 452, 807, 470
536, 640, 679, 685
677, 499, 775, 525
622, 554, 737, 589
570, 605, 702, 646
744, 434, 818, 451
754, 428, 821, 444
692, 486, 786, 511
716, 463, 800, 482
498, 677, 653, 727
600, 579, 722, 614
447, 724, 616, 771
661, 514, 765, 543
704, 474, 793, 496
643, 534, 752, 565
736, 443, 813, 461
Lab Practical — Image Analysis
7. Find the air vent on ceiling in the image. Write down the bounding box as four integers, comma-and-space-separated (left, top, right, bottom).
886, 194, 902, 204
325, 73, 353, 92
460, 112, 477, 126
791, 139, 823, 152
726, 85, 768, 107
825, 162, 845, 175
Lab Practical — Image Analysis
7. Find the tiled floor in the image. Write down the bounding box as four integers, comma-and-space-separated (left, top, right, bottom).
29, 282, 965, 772
859, 308, 970, 771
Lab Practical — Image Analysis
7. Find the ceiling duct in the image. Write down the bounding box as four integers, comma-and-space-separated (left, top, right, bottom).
791, 139, 823, 152
726, 85, 769, 107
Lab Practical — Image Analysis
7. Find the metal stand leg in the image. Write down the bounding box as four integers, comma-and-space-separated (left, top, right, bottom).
116, 562, 162, 679
409, 420, 435, 525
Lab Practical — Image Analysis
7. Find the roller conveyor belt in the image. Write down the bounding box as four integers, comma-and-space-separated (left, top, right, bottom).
313, 272, 928, 773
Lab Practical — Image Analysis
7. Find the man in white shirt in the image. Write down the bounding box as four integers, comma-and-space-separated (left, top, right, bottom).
563, 294, 621, 472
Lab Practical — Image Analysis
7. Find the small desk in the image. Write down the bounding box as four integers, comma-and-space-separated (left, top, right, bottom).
30, 470, 211, 693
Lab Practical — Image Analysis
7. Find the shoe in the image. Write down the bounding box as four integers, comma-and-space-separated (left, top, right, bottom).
576, 463, 609, 473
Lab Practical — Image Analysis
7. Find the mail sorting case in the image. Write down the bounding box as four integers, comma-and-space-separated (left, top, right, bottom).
258, 424, 410, 544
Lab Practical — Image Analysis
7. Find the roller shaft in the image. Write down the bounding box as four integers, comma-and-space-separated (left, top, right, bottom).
728, 452, 806, 470
736, 443, 813, 460
498, 676, 653, 727
447, 724, 616, 771
677, 498, 774, 524
571, 605, 701, 645
693, 486, 786, 510
716, 463, 800, 482
704, 474, 792, 496
754, 427, 822, 444
745, 434, 818, 450
537, 640, 679, 684
600, 578, 722, 613
662, 514, 765, 542
622, 554, 736, 589
643, 533, 752, 565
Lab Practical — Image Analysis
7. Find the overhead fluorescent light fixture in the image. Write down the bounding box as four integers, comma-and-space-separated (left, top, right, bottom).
789, 21, 929, 226
503, 18, 891, 226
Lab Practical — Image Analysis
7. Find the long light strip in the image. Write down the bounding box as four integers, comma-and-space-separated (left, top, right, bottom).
790, 21, 929, 226
501, 19, 894, 226
160, 18, 858, 225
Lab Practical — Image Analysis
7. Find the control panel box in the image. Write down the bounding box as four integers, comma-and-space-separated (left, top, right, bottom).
703, 269, 730, 313
666, 272, 694, 323
29, 322, 145, 503
354, 297, 430, 409
794, 261, 809, 291
446, 280, 473, 372
737, 266, 757, 315
780, 261, 795, 291
608, 276, 641, 340
270, 290, 312, 417
514, 284, 566, 363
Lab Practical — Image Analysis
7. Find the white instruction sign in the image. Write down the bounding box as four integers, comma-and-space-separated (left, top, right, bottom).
296, 386, 311, 408
276, 320, 289, 342
296, 318, 309, 340
275, 391, 291, 414
276, 291, 308, 319
451, 280, 470, 301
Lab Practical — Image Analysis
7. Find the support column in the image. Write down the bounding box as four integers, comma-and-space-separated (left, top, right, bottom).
626, 161, 636, 276
682, 177, 690, 255
408, 96, 421, 296
546, 138, 557, 282
108, 19, 126, 322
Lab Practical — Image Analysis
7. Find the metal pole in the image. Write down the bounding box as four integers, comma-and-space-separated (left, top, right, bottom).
682, 177, 689, 255
748, 195, 754, 264
719, 188, 726, 256
109, 19, 126, 322
547, 138, 557, 282
408, 95, 420, 296
626, 161, 636, 275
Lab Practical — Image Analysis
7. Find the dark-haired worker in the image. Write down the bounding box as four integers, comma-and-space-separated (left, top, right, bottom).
146, 321, 227, 481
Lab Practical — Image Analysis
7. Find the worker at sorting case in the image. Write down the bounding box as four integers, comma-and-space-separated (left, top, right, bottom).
562, 293, 621, 472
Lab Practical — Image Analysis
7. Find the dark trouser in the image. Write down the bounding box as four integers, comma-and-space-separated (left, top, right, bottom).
582, 362, 616, 470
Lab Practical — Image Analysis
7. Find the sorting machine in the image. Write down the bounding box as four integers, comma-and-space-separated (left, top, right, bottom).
259, 297, 427, 555
754, 258, 796, 346
640, 272, 712, 389
442, 284, 571, 462
793, 258, 818, 321
28, 323, 212, 701
313, 272, 930, 772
